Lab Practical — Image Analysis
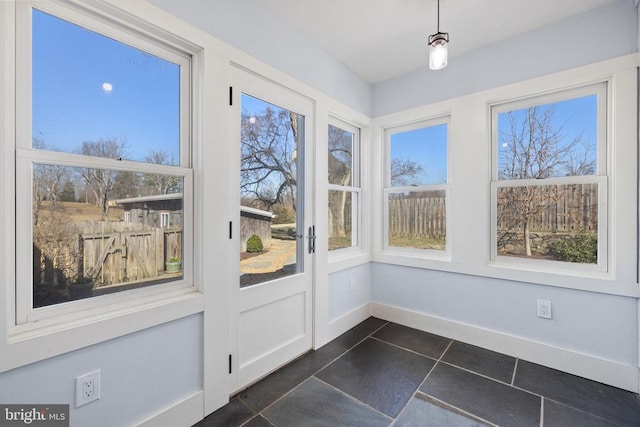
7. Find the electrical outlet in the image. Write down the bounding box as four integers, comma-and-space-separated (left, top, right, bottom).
349, 277, 356, 291
536, 299, 552, 319
76, 370, 100, 407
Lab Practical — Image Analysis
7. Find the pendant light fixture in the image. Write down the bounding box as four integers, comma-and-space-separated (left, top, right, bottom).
428, 0, 449, 70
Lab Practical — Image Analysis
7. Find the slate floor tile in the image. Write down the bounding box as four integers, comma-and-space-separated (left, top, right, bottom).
330, 317, 387, 350
199, 398, 255, 427
317, 337, 435, 418
421, 362, 540, 427
238, 342, 345, 412
394, 392, 491, 427
442, 341, 516, 384
543, 399, 621, 427
514, 360, 640, 427
263, 377, 390, 427
242, 415, 274, 427
373, 323, 452, 360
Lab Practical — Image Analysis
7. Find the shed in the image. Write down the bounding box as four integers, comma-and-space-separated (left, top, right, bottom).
240, 206, 275, 252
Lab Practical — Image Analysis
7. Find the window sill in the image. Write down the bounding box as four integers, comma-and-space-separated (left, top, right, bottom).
1, 288, 204, 373
328, 249, 371, 274
372, 253, 638, 298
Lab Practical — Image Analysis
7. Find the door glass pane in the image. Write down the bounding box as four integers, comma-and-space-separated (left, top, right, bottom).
240, 94, 304, 287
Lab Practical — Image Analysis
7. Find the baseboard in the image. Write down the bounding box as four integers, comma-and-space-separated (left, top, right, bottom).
136, 390, 204, 427
371, 302, 639, 393
323, 303, 372, 345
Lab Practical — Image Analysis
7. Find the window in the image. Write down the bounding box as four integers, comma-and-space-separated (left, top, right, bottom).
15, 4, 193, 323
160, 212, 170, 228
491, 84, 607, 270
328, 118, 361, 251
384, 118, 449, 253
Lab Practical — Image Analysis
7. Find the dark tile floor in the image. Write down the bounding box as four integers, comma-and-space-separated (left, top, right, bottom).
195, 317, 640, 427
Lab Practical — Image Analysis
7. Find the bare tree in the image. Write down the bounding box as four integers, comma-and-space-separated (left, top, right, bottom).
498, 106, 595, 256
328, 125, 353, 239
390, 158, 424, 186
241, 107, 299, 211
142, 149, 180, 195
79, 138, 127, 216
32, 138, 73, 225
112, 171, 142, 199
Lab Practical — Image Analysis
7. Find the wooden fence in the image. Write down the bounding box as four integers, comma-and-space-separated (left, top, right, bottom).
387, 183, 598, 239
497, 183, 598, 233
388, 191, 446, 239
34, 221, 182, 289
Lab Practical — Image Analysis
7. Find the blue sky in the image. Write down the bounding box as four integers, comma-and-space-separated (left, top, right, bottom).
33, 9, 596, 180
497, 95, 597, 177
32, 9, 180, 163
390, 124, 448, 185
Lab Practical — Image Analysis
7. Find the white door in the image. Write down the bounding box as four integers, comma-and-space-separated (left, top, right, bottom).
230, 69, 314, 390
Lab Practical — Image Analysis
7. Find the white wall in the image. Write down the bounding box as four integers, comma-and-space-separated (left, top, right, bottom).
371, 265, 637, 365
0, 315, 203, 427
148, 0, 372, 116
372, 0, 637, 117
367, 1, 639, 390
1, 3, 638, 427
328, 264, 371, 321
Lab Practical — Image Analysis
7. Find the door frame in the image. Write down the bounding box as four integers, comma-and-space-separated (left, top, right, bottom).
228, 65, 316, 392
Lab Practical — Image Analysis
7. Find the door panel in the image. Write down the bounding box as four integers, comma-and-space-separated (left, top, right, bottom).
231, 69, 314, 390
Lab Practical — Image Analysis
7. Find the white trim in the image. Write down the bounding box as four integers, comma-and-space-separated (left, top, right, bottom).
0, 0, 17, 369
1, 0, 209, 378
371, 302, 639, 393
319, 303, 372, 348
371, 54, 638, 295
136, 390, 204, 427
1, 292, 203, 372
382, 116, 452, 258
489, 82, 609, 274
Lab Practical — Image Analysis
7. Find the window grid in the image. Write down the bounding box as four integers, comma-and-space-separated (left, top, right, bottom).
14, 2, 195, 326
383, 118, 450, 255
490, 83, 608, 272
328, 118, 361, 252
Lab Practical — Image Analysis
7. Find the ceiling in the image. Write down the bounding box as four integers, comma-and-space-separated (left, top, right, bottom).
253, 0, 619, 84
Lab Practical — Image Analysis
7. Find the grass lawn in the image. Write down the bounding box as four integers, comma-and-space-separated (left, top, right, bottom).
40, 201, 124, 222
388, 235, 445, 251
329, 236, 352, 250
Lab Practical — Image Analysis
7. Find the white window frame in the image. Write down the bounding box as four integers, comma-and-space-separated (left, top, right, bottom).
10, 1, 199, 334
489, 83, 609, 275
160, 211, 170, 228
327, 117, 361, 254
383, 116, 451, 259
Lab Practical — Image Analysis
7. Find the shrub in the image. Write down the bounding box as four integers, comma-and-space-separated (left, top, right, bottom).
246, 234, 264, 253
547, 232, 597, 264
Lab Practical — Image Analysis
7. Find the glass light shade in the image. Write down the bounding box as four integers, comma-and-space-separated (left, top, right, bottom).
429, 38, 448, 70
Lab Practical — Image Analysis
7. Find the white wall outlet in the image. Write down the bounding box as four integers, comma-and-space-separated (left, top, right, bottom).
536, 299, 552, 319
349, 277, 356, 291
76, 369, 101, 407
